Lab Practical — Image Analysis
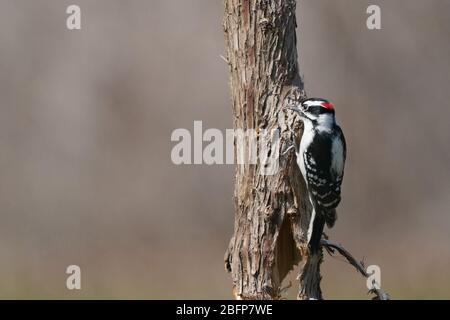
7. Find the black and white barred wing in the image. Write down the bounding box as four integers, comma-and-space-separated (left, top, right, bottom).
304, 128, 346, 212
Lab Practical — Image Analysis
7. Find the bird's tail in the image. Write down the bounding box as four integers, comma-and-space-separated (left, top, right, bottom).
325, 208, 337, 228
308, 213, 326, 254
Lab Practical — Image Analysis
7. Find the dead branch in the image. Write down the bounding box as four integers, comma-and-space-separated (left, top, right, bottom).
322, 239, 391, 300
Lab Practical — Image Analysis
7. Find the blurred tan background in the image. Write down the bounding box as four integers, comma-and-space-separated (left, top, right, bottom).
0, 0, 449, 299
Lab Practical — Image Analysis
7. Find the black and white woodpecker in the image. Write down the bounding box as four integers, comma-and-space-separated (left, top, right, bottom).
286, 98, 346, 254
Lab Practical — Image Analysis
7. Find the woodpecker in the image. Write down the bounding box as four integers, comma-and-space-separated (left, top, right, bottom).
286, 98, 346, 254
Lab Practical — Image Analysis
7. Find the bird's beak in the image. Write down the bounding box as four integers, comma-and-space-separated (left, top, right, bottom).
284, 105, 304, 116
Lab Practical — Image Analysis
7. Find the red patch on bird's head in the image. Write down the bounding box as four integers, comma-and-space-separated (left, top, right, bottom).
321, 101, 334, 110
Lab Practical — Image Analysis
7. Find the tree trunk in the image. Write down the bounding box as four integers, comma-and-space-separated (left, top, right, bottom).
223, 0, 322, 299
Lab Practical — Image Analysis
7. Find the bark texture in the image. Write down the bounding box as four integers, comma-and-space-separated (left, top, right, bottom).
223, 0, 322, 299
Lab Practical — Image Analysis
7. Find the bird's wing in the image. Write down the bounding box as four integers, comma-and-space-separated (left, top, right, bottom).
303, 132, 344, 211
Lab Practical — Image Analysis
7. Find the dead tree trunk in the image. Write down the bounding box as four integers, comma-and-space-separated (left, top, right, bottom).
223, 0, 322, 299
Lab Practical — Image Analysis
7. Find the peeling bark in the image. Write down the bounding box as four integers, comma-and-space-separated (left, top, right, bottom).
223, 0, 322, 299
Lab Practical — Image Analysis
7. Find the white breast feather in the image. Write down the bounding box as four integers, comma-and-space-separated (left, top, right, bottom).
297, 122, 314, 182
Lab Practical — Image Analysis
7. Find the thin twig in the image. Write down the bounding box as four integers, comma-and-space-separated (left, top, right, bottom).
321, 239, 391, 300
219, 54, 229, 64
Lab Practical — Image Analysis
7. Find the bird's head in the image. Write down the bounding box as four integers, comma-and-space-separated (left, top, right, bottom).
285, 97, 335, 124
